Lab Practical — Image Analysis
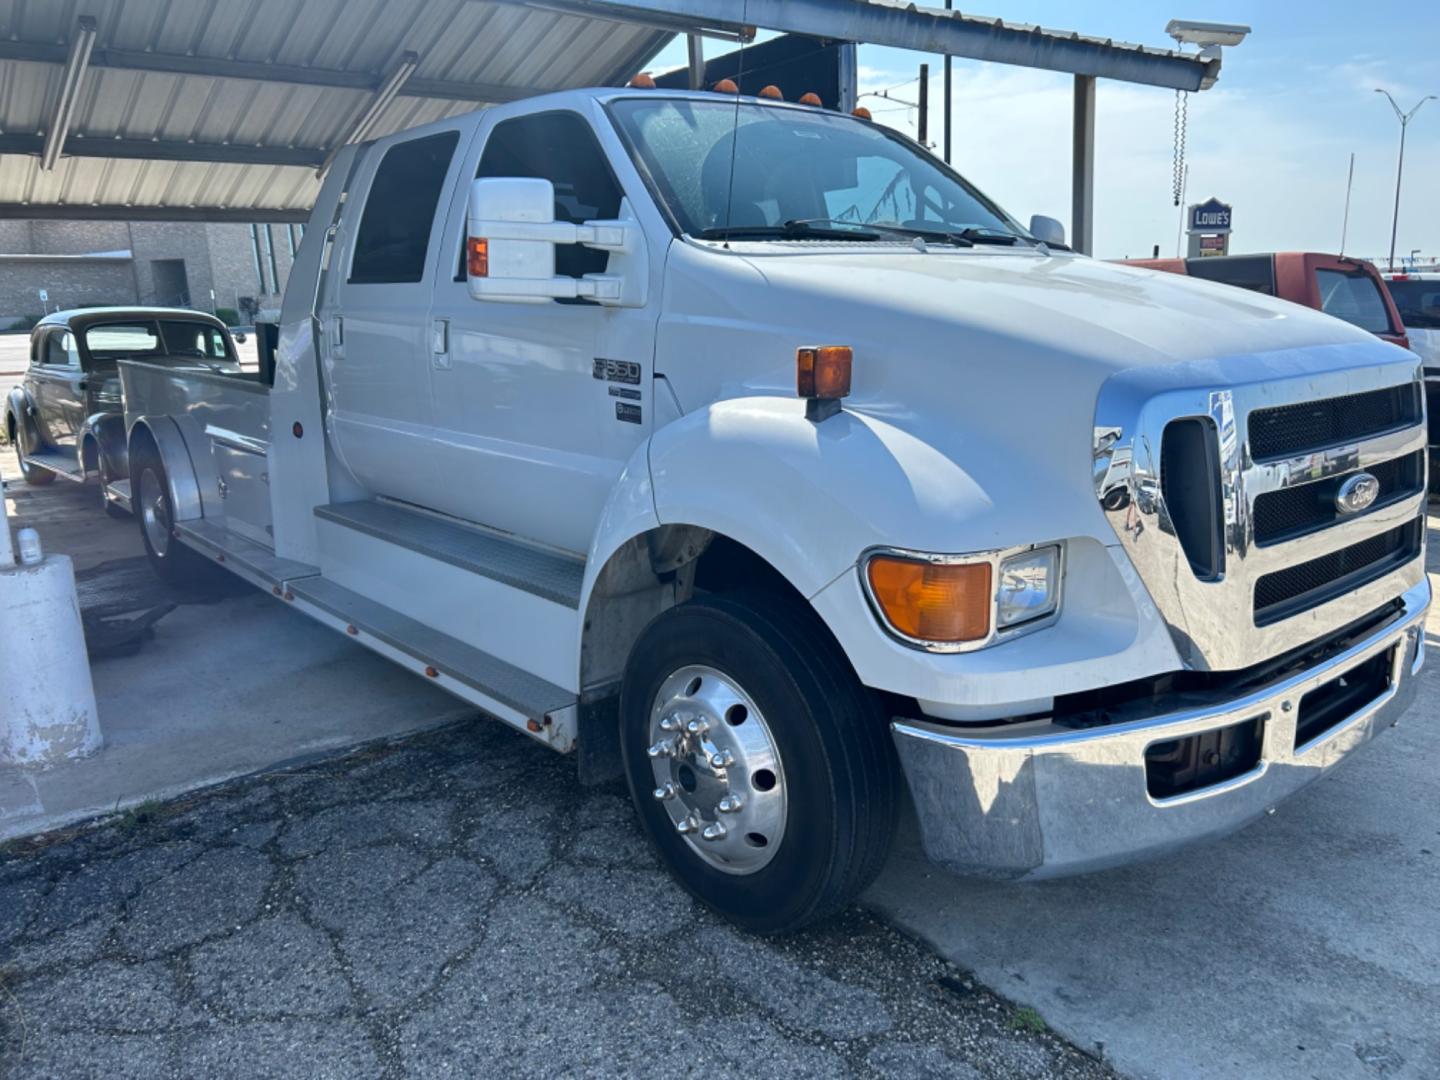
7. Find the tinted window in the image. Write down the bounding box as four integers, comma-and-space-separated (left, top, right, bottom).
609, 98, 1022, 240
1184, 254, 1276, 296
157, 321, 230, 359
1386, 280, 1440, 330
350, 131, 460, 285
1316, 269, 1392, 334
476, 112, 623, 278
83, 320, 229, 361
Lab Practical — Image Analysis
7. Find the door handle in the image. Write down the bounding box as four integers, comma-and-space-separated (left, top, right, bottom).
431, 318, 451, 369
329, 315, 344, 359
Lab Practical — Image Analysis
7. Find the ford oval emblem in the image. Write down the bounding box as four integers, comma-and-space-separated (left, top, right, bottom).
1335, 472, 1380, 515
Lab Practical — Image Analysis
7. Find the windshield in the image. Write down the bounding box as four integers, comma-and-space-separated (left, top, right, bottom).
609, 97, 1027, 242
84, 320, 233, 362
1386, 279, 1440, 330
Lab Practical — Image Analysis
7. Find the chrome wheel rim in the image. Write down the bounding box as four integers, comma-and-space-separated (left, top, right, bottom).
139, 467, 170, 556
647, 664, 787, 875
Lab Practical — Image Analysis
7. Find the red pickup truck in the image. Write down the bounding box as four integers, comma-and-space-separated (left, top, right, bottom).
1122, 252, 1411, 351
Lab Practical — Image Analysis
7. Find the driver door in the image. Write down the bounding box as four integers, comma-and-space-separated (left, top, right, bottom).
31, 327, 84, 450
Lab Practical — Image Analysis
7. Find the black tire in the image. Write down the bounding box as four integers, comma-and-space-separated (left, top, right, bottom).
620, 590, 899, 934
10, 411, 55, 486
130, 442, 216, 586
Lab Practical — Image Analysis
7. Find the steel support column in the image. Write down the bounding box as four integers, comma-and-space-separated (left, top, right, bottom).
687, 34, 705, 89
1071, 74, 1096, 256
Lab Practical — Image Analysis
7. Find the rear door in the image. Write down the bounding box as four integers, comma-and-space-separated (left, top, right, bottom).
325, 125, 469, 511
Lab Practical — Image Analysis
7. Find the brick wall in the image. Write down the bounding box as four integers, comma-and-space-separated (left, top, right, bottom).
0, 258, 137, 327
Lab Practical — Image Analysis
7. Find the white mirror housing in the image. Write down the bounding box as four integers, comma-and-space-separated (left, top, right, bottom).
1028, 214, 1066, 248
467, 177, 642, 306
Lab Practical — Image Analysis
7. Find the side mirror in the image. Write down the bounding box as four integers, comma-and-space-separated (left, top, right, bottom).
466, 177, 641, 306
1028, 214, 1066, 248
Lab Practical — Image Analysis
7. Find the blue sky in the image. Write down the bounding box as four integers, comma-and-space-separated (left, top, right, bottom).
647, 2, 1440, 262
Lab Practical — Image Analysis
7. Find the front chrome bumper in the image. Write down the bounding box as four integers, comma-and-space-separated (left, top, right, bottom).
891, 578, 1429, 881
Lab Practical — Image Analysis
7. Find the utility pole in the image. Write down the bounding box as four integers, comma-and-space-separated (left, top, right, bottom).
1375, 89, 1436, 271
918, 63, 929, 148
943, 0, 953, 164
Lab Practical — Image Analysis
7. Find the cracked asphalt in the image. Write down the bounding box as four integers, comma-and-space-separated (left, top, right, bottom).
0, 720, 1113, 1079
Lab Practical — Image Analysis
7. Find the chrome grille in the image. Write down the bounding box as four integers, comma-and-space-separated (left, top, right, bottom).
1094, 353, 1427, 672
1253, 520, 1422, 625
1251, 450, 1424, 545
1248, 383, 1421, 460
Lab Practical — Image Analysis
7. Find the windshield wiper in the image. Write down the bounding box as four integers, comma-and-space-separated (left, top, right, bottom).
949, 226, 1028, 246
696, 220, 880, 241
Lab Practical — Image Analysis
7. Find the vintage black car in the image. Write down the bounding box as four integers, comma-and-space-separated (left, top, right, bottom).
4, 308, 242, 515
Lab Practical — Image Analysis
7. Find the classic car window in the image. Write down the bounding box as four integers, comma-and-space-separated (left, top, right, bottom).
157, 321, 230, 359
43, 331, 79, 367
85, 323, 162, 357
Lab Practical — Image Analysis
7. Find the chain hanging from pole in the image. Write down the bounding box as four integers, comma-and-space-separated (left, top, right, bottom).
1171, 89, 1189, 207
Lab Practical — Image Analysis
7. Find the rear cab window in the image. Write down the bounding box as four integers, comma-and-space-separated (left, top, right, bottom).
1316, 268, 1393, 334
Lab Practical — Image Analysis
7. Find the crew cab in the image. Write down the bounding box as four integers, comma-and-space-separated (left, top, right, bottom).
4, 307, 242, 515
1120, 252, 1411, 349
109, 88, 1429, 932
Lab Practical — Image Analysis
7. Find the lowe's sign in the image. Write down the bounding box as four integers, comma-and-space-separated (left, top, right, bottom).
1188, 198, 1233, 234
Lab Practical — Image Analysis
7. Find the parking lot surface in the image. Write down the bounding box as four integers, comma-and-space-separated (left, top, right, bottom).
0, 722, 1109, 1080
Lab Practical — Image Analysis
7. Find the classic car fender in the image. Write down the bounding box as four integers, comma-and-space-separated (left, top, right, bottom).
3, 386, 33, 445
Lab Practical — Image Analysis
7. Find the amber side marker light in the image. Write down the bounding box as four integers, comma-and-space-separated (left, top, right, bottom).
852, 106, 873, 120
758, 84, 783, 100
628, 73, 657, 88
467, 236, 489, 277
866, 556, 992, 645
796, 345, 852, 422
713, 78, 740, 94
799, 92, 823, 106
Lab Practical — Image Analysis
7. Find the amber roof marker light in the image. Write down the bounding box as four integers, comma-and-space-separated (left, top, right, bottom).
797, 345, 852, 423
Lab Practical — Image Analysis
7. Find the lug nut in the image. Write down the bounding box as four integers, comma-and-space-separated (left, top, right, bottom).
647, 739, 675, 759
659, 714, 681, 732
653, 782, 677, 801
718, 794, 743, 814
701, 822, 727, 842
709, 750, 734, 769
676, 814, 699, 835
685, 718, 710, 736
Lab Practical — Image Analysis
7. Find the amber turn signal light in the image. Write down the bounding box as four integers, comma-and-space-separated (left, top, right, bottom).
468, 236, 489, 277
866, 556, 992, 644
796, 345, 852, 400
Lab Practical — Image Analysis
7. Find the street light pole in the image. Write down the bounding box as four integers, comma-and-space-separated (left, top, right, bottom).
1375, 89, 1436, 272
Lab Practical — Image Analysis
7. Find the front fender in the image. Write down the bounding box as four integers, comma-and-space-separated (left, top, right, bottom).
645, 396, 1011, 598
3, 386, 32, 444
84, 411, 128, 479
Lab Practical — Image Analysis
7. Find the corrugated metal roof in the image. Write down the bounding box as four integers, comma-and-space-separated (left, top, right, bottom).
0, 0, 670, 219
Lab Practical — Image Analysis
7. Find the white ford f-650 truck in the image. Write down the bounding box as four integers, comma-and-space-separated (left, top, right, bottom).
110, 87, 1429, 932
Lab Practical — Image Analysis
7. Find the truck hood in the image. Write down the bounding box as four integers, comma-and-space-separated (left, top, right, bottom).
734, 246, 1382, 370
656, 242, 1413, 554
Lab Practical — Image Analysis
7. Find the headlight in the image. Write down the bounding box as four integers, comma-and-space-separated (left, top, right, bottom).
863, 542, 1064, 652
996, 545, 1061, 629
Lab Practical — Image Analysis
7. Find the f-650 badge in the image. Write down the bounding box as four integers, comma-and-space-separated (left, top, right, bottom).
593, 358, 641, 385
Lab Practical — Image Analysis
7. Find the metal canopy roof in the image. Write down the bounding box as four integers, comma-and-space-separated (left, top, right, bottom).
0, 0, 1217, 223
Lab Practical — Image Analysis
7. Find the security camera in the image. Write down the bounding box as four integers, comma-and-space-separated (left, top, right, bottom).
1165, 20, 1251, 48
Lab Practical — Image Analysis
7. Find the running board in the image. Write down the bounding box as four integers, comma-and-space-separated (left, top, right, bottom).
175, 519, 319, 591
22, 449, 85, 483
314, 500, 584, 609
283, 575, 578, 751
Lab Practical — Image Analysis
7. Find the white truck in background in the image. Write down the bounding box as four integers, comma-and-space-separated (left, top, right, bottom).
108, 87, 1429, 932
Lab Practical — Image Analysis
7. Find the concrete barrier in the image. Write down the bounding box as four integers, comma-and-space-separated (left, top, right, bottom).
0, 480, 102, 766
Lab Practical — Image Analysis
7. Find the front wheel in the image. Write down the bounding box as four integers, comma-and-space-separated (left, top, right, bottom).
620, 591, 899, 934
